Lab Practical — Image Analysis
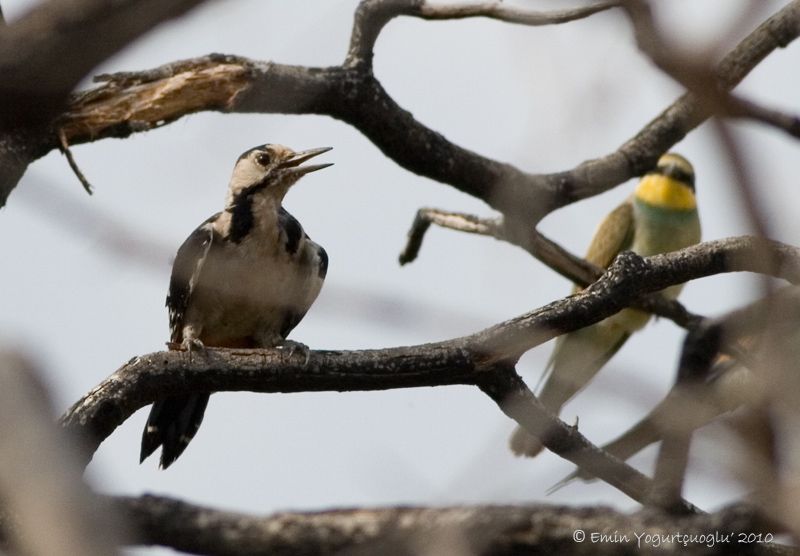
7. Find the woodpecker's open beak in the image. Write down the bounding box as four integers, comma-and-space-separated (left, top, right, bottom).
279, 147, 333, 176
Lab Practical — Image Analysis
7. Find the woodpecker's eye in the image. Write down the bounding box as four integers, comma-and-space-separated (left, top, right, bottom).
256, 152, 272, 166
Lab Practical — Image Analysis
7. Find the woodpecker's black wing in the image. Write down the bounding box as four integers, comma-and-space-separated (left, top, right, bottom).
141, 214, 219, 469
166, 213, 220, 344
274, 209, 328, 340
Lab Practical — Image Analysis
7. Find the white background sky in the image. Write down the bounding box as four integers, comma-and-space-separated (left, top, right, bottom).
1, 1, 799, 554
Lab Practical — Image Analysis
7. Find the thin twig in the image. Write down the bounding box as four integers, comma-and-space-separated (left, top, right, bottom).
418, 1, 620, 25
57, 128, 94, 195
345, 0, 619, 67
725, 94, 800, 140
398, 208, 502, 265
398, 207, 705, 329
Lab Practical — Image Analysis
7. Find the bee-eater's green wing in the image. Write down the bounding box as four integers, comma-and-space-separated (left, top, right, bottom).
510, 199, 635, 459
583, 198, 635, 271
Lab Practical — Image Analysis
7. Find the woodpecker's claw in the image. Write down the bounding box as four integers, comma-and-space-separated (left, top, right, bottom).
179, 337, 206, 362
277, 340, 311, 365
183, 337, 206, 352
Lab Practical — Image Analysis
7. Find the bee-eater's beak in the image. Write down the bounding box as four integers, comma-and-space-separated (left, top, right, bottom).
279, 147, 333, 176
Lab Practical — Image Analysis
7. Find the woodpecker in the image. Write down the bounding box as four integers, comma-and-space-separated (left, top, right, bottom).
140, 144, 332, 469
510, 152, 702, 458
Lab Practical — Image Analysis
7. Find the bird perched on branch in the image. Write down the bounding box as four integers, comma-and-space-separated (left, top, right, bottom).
140, 144, 332, 469
510, 152, 702, 458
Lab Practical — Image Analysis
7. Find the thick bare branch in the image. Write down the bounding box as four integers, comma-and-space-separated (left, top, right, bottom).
62, 236, 800, 432
62, 237, 800, 504
0, 0, 210, 126
114, 494, 783, 556
37, 1, 799, 222
60, 58, 540, 220
63, 343, 663, 505
0, 0, 210, 205
0, 129, 39, 205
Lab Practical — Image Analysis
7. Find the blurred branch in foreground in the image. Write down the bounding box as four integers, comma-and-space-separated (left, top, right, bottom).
0, 350, 124, 556
114, 494, 784, 556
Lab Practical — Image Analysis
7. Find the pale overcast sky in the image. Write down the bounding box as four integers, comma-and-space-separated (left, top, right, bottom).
1, 1, 798, 554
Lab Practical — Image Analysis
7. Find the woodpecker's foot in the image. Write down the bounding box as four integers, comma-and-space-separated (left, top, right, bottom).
182, 337, 205, 351
277, 340, 311, 365
179, 337, 206, 362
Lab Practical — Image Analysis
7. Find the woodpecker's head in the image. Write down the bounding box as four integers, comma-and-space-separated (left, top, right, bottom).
226, 144, 332, 205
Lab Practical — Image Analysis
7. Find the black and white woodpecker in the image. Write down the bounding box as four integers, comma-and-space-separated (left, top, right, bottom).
140, 144, 332, 469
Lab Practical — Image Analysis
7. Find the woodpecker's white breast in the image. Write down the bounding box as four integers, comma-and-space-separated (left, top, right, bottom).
172, 194, 326, 348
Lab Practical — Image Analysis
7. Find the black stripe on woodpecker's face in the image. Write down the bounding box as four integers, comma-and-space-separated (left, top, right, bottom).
227, 182, 269, 243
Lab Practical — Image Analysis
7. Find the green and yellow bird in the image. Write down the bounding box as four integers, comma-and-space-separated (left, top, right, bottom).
510, 152, 702, 458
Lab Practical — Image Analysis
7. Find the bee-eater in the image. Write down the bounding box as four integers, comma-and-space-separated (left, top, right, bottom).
510, 152, 702, 458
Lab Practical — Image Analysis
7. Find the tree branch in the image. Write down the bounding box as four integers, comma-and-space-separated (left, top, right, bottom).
345, 0, 620, 67
724, 95, 800, 140
648, 322, 723, 512
0, 0, 210, 205
553, 286, 800, 495
0, 0, 210, 126
398, 208, 504, 265
419, 1, 620, 25
398, 207, 703, 328
57, 128, 94, 195
60, 58, 542, 221
620, 0, 800, 139
32, 0, 798, 223
114, 494, 785, 556
0, 351, 122, 556
62, 237, 800, 505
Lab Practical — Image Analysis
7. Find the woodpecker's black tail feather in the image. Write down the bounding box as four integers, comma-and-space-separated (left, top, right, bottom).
140, 393, 210, 469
